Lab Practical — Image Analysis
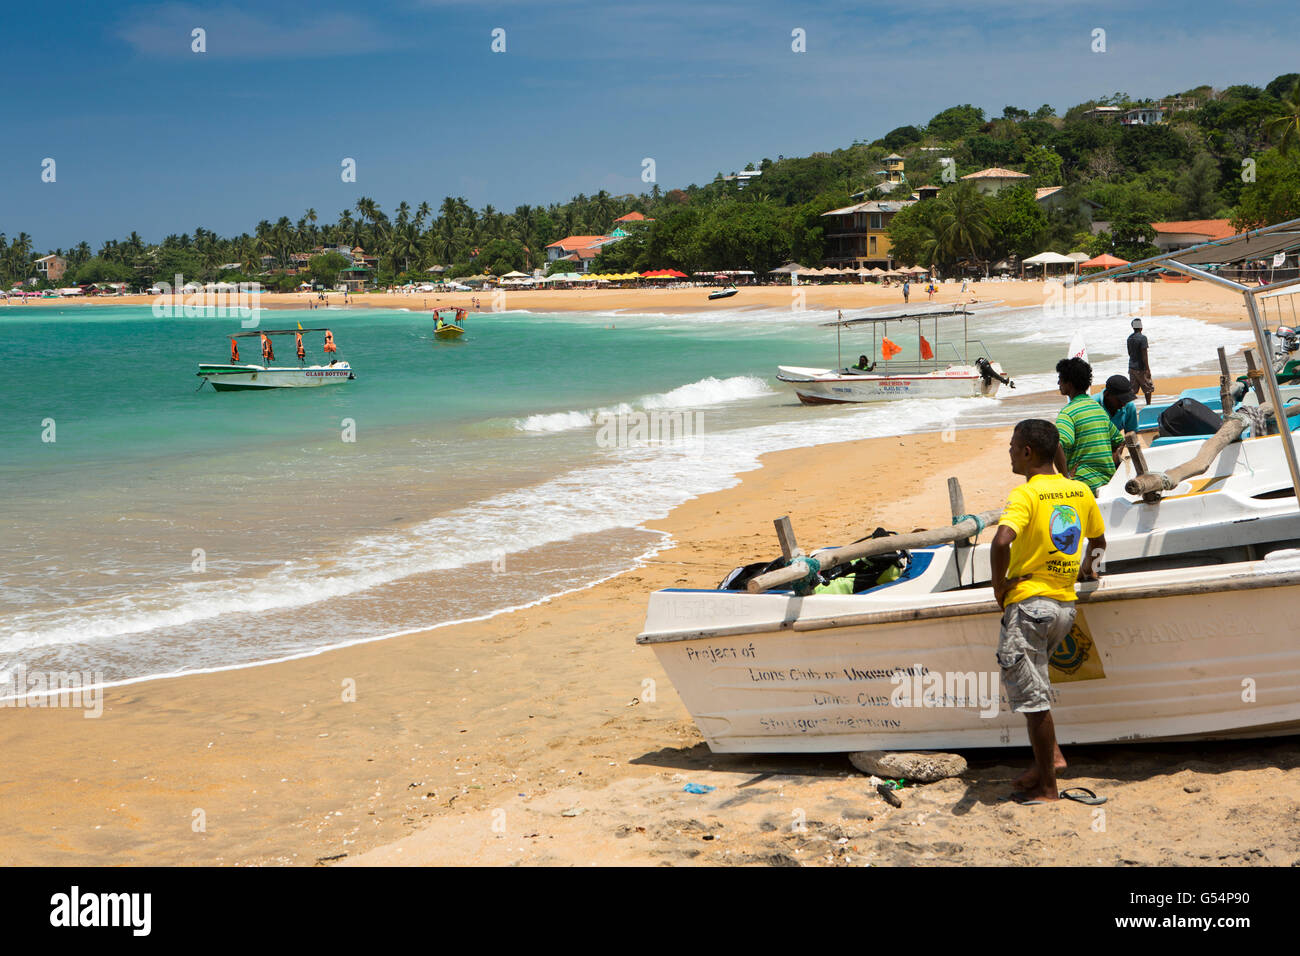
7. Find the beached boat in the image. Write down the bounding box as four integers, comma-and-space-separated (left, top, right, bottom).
777, 304, 1013, 404
197, 328, 354, 391
641, 220, 1300, 753
433, 307, 467, 339
639, 555, 1300, 752
708, 286, 739, 300
637, 424, 1300, 752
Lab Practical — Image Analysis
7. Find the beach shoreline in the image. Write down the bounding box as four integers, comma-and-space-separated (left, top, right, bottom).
0, 279, 1254, 327
7, 345, 1299, 866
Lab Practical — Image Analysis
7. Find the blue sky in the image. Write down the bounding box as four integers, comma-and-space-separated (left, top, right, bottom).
2, 0, 1296, 251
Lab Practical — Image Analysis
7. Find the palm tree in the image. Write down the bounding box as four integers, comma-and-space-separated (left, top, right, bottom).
1265, 78, 1300, 155
934, 185, 993, 270
389, 222, 420, 273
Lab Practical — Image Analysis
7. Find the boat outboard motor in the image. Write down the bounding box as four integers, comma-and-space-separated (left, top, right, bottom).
1158, 397, 1222, 438
975, 356, 1014, 388
1277, 326, 1299, 356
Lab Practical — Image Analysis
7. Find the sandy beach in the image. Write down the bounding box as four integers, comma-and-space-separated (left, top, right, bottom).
4, 287, 1298, 868
2, 277, 1255, 327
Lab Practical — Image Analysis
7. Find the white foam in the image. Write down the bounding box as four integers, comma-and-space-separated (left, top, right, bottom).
513, 375, 773, 433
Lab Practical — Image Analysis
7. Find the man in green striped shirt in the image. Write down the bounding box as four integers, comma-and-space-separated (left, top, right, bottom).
1052, 358, 1124, 494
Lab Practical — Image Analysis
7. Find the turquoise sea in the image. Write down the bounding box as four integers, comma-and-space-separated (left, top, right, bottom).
0, 300, 1241, 691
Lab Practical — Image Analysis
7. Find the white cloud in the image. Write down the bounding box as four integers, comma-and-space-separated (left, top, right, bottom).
116, 3, 396, 59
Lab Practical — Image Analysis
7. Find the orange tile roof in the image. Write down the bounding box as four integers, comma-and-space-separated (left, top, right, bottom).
962, 167, 1029, 180
546, 235, 608, 250
614, 212, 654, 222
1150, 219, 1235, 239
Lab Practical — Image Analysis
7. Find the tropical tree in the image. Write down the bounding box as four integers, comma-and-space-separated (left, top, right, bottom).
1264, 78, 1300, 155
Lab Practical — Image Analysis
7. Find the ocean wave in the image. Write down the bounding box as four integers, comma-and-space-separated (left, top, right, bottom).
513, 375, 774, 433
0, 394, 973, 654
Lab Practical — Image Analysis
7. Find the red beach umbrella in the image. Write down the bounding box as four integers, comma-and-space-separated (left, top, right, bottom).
1081, 253, 1130, 269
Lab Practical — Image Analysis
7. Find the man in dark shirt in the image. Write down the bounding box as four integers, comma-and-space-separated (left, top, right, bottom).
1127, 318, 1153, 405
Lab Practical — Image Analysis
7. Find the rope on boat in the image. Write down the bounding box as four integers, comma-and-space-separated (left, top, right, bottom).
952, 513, 986, 535
789, 555, 822, 596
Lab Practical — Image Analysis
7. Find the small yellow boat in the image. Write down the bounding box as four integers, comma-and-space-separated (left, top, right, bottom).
433, 307, 467, 340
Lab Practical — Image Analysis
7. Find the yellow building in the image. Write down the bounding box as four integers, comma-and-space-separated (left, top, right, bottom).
821, 200, 916, 269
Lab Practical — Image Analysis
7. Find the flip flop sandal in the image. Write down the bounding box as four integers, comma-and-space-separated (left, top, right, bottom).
1059, 786, 1107, 805
1008, 791, 1047, 805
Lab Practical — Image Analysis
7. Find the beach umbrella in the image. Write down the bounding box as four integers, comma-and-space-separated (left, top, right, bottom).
1023, 252, 1075, 265
769, 262, 807, 274
1023, 251, 1076, 277
1081, 253, 1130, 269
500, 270, 529, 279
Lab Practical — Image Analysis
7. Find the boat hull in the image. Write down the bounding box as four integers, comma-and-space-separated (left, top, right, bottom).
433, 326, 465, 340
197, 363, 354, 390
638, 560, 1300, 752
777, 365, 1003, 404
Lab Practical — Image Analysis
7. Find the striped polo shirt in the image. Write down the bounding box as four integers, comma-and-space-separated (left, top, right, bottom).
1056, 394, 1123, 491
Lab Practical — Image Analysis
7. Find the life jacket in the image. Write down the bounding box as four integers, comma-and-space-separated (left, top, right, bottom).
261, 333, 274, 362
231, 338, 239, 363
295, 331, 305, 361
323, 330, 337, 353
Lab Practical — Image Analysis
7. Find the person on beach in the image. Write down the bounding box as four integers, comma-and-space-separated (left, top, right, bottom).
1053, 358, 1124, 496
902, 279, 910, 304
991, 419, 1107, 804
1127, 318, 1154, 405
1097, 374, 1139, 434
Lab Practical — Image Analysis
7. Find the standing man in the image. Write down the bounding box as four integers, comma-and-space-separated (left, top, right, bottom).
992, 419, 1107, 805
1097, 374, 1139, 434
902, 278, 910, 304
1127, 318, 1154, 406
1053, 358, 1124, 495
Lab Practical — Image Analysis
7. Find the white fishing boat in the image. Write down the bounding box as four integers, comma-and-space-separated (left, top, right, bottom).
197, 328, 354, 391
642, 219, 1300, 753
638, 554, 1300, 752
777, 304, 1013, 404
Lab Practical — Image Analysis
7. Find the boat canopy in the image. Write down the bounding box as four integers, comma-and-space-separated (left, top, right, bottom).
1074, 215, 1300, 506
818, 301, 1003, 328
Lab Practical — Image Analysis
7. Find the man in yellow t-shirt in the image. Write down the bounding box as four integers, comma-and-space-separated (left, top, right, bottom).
991, 419, 1107, 805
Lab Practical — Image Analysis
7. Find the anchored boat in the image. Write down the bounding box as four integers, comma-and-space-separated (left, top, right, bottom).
197, 328, 353, 391
777, 303, 1013, 404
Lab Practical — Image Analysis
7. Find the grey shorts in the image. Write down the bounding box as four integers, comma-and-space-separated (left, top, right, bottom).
997, 596, 1077, 713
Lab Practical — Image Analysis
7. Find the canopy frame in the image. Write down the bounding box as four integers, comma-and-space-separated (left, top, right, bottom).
1072, 216, 1300, 506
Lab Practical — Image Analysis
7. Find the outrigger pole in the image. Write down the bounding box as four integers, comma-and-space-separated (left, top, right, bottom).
1072, 216, 1300, 504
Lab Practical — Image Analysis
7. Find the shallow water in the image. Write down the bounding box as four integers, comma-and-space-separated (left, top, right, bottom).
0, 301, 1240, 690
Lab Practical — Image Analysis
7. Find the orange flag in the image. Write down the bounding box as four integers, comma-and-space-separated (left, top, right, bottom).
882, 337, 902, 360
920, 335, 934, 360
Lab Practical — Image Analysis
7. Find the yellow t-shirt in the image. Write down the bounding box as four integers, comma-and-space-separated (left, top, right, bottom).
997, 473, 1105, 605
